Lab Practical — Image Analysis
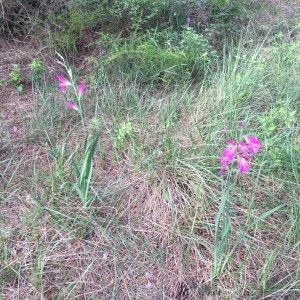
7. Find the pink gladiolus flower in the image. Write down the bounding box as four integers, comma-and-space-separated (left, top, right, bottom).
218, 140, 237, 174
66, 101, 78, 110
77, 81, 85, 96
218, 135, 261, 175
237, 156, 251, 173
56, 75, 71, 91
245, 136, 261, 154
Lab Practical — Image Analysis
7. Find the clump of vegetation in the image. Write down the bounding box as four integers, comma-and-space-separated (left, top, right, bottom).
8, 64, 23, 94
97, 27, 217, 84
29, 58, 44, 82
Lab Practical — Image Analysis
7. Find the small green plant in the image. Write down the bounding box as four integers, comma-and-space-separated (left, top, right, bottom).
8, 64, 23, 94
88, 117, 102, 130
258, 106, 297, 169
112, 122, 134, 149
72, 134, 99, 206
29, 58, 44, 82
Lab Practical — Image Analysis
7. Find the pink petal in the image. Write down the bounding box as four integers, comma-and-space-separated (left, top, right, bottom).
56, 75, 71, 91
218, 165, 228, 175
238, 141, 249, 155
219, 155, 229, 166
77, 81, 85, 96
59, 83, 67, 91
66, 101, 78, 110
56, 74, 69, 84
222, 147, 236, 161
237, 156, 250, 173
245, 136, 261, 154
226, 139, 236, 146
221, 140, 237, 161
218, 139, 239, 175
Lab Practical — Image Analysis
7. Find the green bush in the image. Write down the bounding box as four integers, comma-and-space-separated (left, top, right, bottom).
1, 0, 248, 56
0, 1, 36, 37
106, 0, 190, 32
99, 27, 217, 84
205, 0, 247, 45
0, 0, 67, 38
50, 10, 88, 52
207, 0, 245, 24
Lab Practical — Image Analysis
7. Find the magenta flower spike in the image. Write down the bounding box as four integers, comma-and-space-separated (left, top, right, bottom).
66, 101, 78, 110
56, 75, 71, 91
245, 136, 261, 154
237, 156, 251, 173
218, 135, 261, 175
77, 81, 85, 96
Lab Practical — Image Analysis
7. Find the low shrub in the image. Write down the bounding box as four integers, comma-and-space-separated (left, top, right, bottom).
98, 27, 218, 84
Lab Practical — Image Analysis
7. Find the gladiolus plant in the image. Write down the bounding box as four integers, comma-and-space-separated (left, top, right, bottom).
55, 52, 85, 125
